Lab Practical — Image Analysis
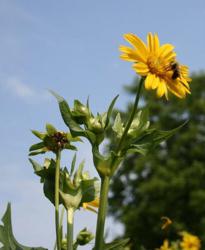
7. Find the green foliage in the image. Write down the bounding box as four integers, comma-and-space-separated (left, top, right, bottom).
51, 91, 119, 147
29, 158, 100, 210
108, 73, 205, 249
0, 203, 47, 250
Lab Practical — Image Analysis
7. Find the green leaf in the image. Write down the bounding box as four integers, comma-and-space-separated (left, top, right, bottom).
29, 158, 43, 172
29, 158, 61, 205
29, 142, 45, 151
80, 178, 100, 204
50, 91, 85, 136
66, 133, 82, 142
31, 130, 46, 140
45, 123, 57, 135
28, 148, 47, 156
127, 122, 187, 155
112, 113, 124, 137
64, 144, 77, 151
105, 95, 119, 128
0, 203, 47, 250
73, 161, 85, 186
70, 153, 76, 176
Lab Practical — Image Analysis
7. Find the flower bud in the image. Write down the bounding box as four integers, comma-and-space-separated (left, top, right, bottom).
88, 117, 104, 133
76, 228, 94, 246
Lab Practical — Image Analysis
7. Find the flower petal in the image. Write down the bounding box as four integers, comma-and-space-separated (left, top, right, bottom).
159, 44, 175, 58
152, 76, 160, 89
119, 45, 146, 63
147, 32, 154, 52
153, 33, 160, 53
157, 79, 167, 98
133, 62, 149, 76
145, 73, 155, 90
123, 33, 148, 58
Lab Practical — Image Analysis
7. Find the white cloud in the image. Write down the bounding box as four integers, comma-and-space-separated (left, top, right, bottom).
2, 76, 51, 102
6, 77, 35, 98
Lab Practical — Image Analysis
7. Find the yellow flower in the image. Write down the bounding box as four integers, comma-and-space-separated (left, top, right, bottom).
159, 239, 171, 250
119, 33, 191, 99
82, 198, 99, 213
180, 232, 201, 250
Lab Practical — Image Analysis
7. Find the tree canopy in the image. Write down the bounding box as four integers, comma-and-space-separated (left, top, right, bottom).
108, 73, 205, 249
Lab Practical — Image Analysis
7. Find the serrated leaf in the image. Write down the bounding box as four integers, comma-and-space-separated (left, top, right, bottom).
0, 203, 47, 250
105, 95, 119, 128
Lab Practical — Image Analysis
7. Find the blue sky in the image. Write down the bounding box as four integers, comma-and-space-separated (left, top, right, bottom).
0, 1, 205, 249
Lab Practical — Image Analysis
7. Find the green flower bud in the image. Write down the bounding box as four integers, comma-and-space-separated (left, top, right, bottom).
76, 228, 94, 246
88, 117, 104, 133
61, 238, 67, 250
71, 100, 90, 124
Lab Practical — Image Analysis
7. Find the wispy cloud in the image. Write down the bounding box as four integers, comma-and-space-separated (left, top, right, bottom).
1, 76, 51, 102
6, 77, 35, 98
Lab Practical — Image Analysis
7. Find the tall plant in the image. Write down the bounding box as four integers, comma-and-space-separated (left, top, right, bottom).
0, 32, 192, 250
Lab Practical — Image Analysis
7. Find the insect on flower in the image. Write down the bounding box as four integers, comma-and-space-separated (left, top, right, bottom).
119, 32, 191, 99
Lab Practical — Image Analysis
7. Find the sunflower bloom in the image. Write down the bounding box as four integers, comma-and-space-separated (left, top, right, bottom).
82, 198, 99, 213
180, 232, 201, 250
119, 33, 191, 99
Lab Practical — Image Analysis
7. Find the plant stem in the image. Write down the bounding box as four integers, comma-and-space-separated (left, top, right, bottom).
116, 77, 144, 153
53, 206, 65, 250
110, 78, 144, 176
94, 175, 110, 250
94, 78, 144, 250
67, 207, 74, 250
55, 150, 61, 250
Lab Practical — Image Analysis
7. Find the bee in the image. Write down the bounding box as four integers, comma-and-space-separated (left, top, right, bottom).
170, 61, 181, 80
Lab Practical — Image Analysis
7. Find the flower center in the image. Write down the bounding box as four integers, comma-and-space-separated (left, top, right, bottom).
147, 54, 168, 77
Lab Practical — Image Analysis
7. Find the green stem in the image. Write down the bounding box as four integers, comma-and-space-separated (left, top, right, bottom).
55, 150, 61, 250
73, 242, 78, 250
116, 77, 144, 154
53, 206, 65, 250
67, 208, 74, 250
95, 78, 144, 250
94, 78, 144, 250
94, 176, 110, 250
110, 77, 144, 176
